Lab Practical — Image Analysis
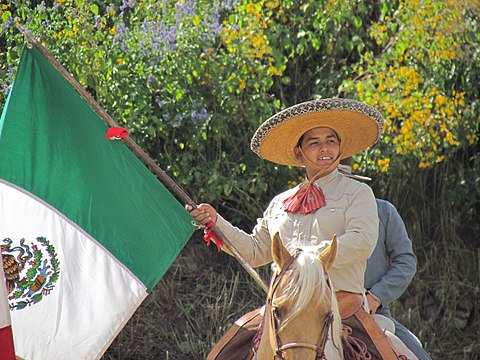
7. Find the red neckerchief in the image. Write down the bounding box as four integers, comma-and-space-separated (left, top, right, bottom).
282, 183, 326, 214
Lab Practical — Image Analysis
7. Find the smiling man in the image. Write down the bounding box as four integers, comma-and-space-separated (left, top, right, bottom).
189, 98, 415, 359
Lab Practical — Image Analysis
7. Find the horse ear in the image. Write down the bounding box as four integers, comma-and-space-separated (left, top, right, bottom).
319, 235, 338, 272
272, 232, 292, 270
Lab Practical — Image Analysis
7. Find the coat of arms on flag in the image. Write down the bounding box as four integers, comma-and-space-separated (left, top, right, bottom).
2, 236, 60, 310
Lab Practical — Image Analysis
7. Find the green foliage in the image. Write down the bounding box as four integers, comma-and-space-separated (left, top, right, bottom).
2, 0, 478, 211
339, 0, 480, 172
1, 0, 292, 224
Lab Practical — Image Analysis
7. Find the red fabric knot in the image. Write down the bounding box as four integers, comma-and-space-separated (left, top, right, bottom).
106, 127, 129, 140
283, 183, 326, 214
203, 221, 224, 252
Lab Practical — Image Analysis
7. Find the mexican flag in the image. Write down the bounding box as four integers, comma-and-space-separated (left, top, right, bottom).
0, 45, 196, 359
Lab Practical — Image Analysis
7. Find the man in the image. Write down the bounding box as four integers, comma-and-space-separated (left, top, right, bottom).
189, 98, 409, 359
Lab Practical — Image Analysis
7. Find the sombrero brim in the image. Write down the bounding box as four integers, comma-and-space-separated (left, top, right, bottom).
251, 98, 384, 167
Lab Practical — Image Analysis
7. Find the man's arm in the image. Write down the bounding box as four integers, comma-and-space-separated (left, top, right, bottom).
368, 200, 417, 308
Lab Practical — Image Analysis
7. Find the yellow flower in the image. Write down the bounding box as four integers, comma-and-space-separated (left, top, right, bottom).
469, 134, 477, 145
377, 158, 390, 172
252, 36, 263, 48
109, 26, 116, 35
116, 58, 124, 63
239, 79, 246, 90
287, 180, 298, 189
356, 82, 365, 94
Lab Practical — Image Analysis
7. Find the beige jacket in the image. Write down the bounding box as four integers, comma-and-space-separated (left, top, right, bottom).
216, 168, 379, 294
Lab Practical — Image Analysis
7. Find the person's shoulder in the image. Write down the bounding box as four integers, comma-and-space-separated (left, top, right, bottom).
376, 198, 394, 209
376, 199, 401, 218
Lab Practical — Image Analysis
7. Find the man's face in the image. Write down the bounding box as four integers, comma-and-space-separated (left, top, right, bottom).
295, 127, 340, 170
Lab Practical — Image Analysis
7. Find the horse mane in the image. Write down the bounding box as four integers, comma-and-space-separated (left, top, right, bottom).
272, 244, 342, 345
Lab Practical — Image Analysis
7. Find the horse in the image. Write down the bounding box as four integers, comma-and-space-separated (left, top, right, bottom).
254, 233, 343, 360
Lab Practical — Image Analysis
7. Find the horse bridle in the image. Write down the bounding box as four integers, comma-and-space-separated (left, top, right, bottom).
262, 250, 336, 360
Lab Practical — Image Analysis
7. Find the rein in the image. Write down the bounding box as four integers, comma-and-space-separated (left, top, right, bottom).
253, 250, 335, 359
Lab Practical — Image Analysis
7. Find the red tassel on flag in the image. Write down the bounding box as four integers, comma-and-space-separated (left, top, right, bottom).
105, 127, 129, 140
203, 221, 224, 251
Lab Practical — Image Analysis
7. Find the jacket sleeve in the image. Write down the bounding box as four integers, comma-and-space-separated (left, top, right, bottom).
214, 205, 274, 268
369, 201, 417, 307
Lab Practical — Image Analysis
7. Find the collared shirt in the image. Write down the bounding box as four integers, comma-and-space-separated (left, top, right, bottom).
365, 199, 417, 308
216, 169, 379, 294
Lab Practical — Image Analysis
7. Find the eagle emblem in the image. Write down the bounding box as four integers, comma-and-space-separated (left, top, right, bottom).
1, 236, 60, 310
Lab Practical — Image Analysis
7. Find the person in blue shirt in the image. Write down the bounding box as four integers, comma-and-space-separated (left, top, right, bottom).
339, 158, 432, 360
366, 198, 432, 360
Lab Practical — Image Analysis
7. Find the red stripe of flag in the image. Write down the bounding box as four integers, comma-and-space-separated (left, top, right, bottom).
1, 251, 16, 360
0, 325, 16, 360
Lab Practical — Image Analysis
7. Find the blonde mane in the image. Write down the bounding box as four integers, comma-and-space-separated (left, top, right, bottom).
272, 245, 342, 346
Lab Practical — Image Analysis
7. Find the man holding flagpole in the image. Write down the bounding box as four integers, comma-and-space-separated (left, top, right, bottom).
189, 98, 417, 359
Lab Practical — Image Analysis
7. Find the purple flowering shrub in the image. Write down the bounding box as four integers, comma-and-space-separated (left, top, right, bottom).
0, 0, 293, 225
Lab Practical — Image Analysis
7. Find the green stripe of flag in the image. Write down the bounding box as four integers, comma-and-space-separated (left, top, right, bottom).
0, 45, 196, 291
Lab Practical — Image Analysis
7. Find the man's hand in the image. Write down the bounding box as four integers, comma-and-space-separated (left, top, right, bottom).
186, 203, 218, 225
366, 291, 381, 314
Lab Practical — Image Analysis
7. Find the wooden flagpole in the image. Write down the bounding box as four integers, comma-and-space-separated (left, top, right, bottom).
15, 24, 268, 294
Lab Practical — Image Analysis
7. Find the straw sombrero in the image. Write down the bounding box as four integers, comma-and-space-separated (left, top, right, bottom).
250, 98, 384, 167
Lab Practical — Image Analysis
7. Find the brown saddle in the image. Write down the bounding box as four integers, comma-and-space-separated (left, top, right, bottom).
207, 292, 401, 360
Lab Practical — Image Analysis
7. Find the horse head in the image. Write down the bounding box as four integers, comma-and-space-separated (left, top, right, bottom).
255, 233, 343, 360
